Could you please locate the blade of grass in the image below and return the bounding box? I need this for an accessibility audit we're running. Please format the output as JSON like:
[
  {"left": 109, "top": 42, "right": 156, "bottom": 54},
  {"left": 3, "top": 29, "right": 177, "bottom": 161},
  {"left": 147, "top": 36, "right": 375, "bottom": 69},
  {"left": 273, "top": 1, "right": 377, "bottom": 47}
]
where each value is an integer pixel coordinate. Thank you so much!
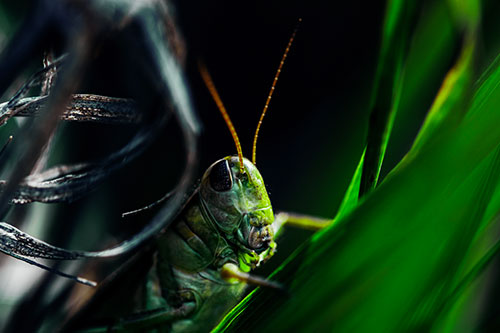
[
  {"left": 358, "top": 0, "right": 417, "bottom": 197},
  {"left": 408, "top": 34, "right": 475, "bottom": 156},
  {"left": 388, "top": 0, "right": 479, "bottom": 171},
  {"left": 334, "top": 148, "right": 365, "bottom": 221},
  {"left": 382, "top": 1, "right": 459, "bottom": 176},
  {"left": 335, "top": 0, "right": 418, "bottom": 219},
  {"left": 436, "top": 125, "right": 500, "bottom": 331}
]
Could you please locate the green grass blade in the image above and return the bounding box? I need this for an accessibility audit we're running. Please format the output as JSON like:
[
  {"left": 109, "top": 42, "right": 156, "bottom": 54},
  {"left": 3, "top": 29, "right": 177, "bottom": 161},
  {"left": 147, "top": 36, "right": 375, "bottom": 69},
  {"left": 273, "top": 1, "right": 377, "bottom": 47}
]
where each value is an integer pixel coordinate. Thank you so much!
[
  {"left": 408, "top": 35, "right": 475, "bottom": 157},
  {"left": 383, "top": 1, "right": 458, "bottom": 175},
  {"left": 334, "top": 148, "right": 365, "bottom": 221},
  {"left": 359, "top": 0, "right": 416, "bottom": 197},
  {"left": 335, "top": 0, "right": 418, "bottom": 217},
  {"left": 390, "top": 0, "right": 479, "bottom": 169}
]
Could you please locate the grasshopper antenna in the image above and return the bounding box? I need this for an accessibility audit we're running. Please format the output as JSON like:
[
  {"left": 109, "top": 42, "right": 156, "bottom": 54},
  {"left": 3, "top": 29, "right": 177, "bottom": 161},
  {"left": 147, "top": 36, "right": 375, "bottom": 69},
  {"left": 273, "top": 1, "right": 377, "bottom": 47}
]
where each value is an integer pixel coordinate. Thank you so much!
[
  {"left": 252, "top": 18, "right": 301, "bottom": 165},
  {"left": 199, "top": 62, "right": 245, "bottom": 174}
]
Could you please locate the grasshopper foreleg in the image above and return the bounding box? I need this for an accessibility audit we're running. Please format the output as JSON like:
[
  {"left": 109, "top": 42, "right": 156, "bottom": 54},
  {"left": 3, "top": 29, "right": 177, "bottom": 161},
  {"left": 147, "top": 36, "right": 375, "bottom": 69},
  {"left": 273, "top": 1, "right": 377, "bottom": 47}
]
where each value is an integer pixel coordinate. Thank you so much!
[{"left": 273, "top": 211, "right": 332, "bottom": 237}]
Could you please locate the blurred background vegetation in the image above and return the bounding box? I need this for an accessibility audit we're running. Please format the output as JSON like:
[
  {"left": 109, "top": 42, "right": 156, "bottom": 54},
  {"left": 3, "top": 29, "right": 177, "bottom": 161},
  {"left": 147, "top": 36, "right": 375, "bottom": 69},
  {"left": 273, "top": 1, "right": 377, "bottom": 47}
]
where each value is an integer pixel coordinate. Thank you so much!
[{"left": 0, "top": 0, "right": 500, "bottom": 332}]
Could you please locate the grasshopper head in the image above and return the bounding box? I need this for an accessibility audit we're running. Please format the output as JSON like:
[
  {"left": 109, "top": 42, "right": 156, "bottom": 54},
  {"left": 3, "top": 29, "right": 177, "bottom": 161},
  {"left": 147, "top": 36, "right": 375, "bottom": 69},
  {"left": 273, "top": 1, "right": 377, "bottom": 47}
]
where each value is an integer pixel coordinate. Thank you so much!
[
  {"left": 200, "top": 156, "right": 275, "bottom": 271},
  {"left": 198, "top": 27, "right": 298, "bottom": 271}
]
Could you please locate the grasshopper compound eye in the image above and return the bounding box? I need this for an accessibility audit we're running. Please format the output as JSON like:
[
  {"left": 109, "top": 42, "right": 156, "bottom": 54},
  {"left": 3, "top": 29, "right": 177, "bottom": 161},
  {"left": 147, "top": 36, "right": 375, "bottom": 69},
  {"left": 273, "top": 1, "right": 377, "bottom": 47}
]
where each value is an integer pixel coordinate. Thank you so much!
[{"left": 209, "top": 159, "right": 233, "bottom": 191}]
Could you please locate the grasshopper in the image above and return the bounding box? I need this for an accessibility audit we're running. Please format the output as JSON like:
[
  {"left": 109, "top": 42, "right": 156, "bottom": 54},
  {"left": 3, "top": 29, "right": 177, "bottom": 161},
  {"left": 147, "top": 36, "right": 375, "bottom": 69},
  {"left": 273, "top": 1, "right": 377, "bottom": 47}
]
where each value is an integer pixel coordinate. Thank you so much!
[{"left": 63, "top": 20, "right": 329, "bottom": 332}]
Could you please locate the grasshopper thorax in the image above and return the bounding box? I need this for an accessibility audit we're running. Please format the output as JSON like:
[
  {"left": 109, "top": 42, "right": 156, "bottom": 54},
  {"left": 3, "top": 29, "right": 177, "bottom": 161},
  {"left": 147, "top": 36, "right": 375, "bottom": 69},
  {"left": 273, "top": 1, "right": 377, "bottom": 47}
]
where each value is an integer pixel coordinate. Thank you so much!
[{"left": 200, "top": 156, "right": 275, "bottom": 271}]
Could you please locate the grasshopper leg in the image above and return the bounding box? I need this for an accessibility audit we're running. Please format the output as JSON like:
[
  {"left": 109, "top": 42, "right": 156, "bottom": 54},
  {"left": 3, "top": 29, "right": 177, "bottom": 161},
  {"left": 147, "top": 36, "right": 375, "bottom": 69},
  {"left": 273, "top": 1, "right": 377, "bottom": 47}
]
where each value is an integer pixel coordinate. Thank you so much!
[{"left": 274, "top": 211, "right": 332, "bottom": 236}]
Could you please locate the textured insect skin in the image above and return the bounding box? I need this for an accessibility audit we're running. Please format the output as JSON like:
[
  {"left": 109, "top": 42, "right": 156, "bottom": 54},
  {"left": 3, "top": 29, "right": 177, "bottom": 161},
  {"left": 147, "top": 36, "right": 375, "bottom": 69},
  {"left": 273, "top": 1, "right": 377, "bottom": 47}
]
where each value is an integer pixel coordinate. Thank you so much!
[
  {"left": 77, "top": 155, "right": 276, "bottom": 332},
  {"left": 160, "top": 155, "right": 275, "bottom": 271}
]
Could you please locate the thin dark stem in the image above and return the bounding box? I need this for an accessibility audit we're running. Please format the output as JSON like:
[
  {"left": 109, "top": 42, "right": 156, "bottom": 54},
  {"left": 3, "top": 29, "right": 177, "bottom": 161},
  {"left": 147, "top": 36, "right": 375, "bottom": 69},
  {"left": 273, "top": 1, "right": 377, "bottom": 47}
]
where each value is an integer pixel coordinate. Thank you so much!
[{"left": 0, "top": 29, "right": 92, "bottom": 218}]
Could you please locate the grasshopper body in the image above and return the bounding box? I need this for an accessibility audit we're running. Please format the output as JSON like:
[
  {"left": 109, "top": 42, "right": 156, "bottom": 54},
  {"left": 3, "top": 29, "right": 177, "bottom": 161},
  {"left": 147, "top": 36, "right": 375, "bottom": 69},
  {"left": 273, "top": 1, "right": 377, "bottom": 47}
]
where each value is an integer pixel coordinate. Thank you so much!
[
  {"left": 153, "top": 156, "right": 275, "bottom": 331},
  {"left": 73, "top": 155, "right": 276, "bottom": 332}
]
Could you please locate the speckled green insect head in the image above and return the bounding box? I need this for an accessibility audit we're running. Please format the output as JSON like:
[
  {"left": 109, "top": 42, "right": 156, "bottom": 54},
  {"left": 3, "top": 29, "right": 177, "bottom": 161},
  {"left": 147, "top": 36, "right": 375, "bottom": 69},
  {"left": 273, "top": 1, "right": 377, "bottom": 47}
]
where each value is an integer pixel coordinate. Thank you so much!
[{"left": 199, "top": 156, "right": 275, "bottom": 272}]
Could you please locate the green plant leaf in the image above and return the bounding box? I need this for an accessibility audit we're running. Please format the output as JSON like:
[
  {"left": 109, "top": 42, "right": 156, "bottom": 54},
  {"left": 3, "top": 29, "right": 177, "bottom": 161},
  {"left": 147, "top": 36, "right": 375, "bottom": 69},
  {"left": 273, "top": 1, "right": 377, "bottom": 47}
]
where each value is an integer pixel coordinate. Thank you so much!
[
  {"left": 390, "top": 0, "right": 479, "bottom": 169},
  {"left": 359, "top": 0, "right": 416, "bottom": 197},
  {"left": 407, "top": 36, "right": 475, "bottom": 157},
  {"left": 335, "top": 0, "right": 418, "bottom": 219},
  {"left": 334, "top": 148, "right": 365, "bottom": 221}
]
